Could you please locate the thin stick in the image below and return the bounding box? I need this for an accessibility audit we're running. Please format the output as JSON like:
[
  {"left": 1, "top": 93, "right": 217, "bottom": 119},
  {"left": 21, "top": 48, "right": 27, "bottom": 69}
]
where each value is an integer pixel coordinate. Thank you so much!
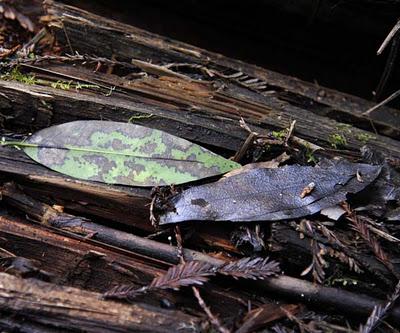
[
  {"left": 174, "top": 226, "right": 231, "bottom": 333},
  {"left": 61, "top": 21, "right": 74, "bottom": 54},
  {"left": 375, "top": 36, "right": 400, "bottom": 100},
  {"left": 4, "top": 185, "right": 400, "bottom": 325},
  {"left": 192, "top": 286, "right": 231, "bottom": 333},
  {"left": 285, "top": 120, "right": 296, "bottom": 146},
  {"left": 360, "top": 280, "right": 400, "bottom": 333},
  {"left": 363, "top": 88, "right": 400, "bottom": 116},
  {"left": 342, "top": 203, "right": 400, "bottom": 280},
  {"left": 378, "top": 19, "right": 400, "bottom": 55}
]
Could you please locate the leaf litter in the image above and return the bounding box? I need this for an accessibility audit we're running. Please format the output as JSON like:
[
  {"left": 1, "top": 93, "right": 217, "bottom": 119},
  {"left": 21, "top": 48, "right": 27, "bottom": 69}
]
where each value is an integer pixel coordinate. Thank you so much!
[
  {"left": 160, "top": 159, "right": 381, "bottom": 224},
  {"left": 2, "top": 120, "right": 240, "bottom": 187}
]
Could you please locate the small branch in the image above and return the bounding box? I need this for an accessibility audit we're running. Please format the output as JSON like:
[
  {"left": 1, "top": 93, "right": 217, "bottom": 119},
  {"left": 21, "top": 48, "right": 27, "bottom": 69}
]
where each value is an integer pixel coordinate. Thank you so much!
[
  {"left": 363, "top": 88, "right": 400, "bottom": 116},
  {"left": 377, "top": 19, "right": 400, "bottom": 55},
  {"left": 284, "top": 120, "right": 296, "bottom": 146},
  {"left": 174, "top": 220, "right": 231, "bottom": 333},
  {"left": 360, "top": 280, "right": 400, "bottom": 333},
  {"left": 233, "top": 117, "right": 258, "bottom": 162},
  {"left": 342, "top": 203, "right": 400, "bottom": 280},
  {"left": 192, "top": 286, "right": 231, "bottom": 333}
]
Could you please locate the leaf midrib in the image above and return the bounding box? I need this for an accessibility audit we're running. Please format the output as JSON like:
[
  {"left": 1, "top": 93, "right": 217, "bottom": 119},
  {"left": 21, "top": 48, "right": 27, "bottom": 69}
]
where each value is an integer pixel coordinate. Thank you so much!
[{"left": 2, "top": 141, "right": 204, "bottom": 164}]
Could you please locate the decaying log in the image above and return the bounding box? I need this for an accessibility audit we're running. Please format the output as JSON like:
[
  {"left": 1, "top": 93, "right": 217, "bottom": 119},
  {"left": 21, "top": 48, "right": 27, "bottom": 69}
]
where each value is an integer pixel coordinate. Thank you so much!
[
  {"left": 0, "top": 273, "right": 202, "bottom": 333},
  {"left": 43, "top": 0, "right": 400, "bottom": 139},
  {"left": 1, "top": 1, "right": 400, "bottom": 330},
  {"left": 0, "top": 213, "right": 253, "bottom": 321},
  {"left": 1, "top": 192, "right": 400, "bottom": 325},
  {"left": 0, "top": 182, "right": 218, "bottom": 264},
  {"left": 2, "top": 62, "right": 400, "bottom": 161},
  {"left": 270, "top": 222, "right": 395, "bottom": 293}
]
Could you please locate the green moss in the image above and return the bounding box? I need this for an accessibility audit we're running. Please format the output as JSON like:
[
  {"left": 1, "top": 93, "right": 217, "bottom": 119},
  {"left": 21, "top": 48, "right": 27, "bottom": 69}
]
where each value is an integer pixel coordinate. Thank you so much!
[
  {"left": 1, "top": 67, "right": 37, "bottom": 85},
  {"left": 329, "top": 133, "right": 347, "bottom": 149},
  {"left": 1, "top": 66, "right": 99, "bottom": 91},
  {"left": 305, "top": 143, "right": 318, "bottom": 164},
  {"left": 128, "top": 113, "right": 154, "bottom": 123},
  {"left": 336, "top": 123, "right": 352, "bottom": 133},
  {"left": 356, "top": 132, "right": 376, "bottom": 144},
  {"left": 271, "top": 129, "right": 287, "bottom": 140}
]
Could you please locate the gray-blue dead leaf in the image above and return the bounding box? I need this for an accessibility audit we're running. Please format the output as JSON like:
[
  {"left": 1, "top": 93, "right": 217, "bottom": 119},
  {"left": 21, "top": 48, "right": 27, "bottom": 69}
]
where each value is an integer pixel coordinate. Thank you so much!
[{"left": 159, "top": 159, "right": 381, "bottom": 224}]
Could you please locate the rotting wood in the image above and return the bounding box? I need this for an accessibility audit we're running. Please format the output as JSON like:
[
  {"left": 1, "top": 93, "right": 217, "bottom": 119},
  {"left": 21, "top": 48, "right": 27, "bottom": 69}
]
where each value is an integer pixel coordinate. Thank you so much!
[
  {"left": 1, "top": 191, "right": 400, "bottom": 325},
  {"left": 0, "top": 145, "right": 396, "bottom": 284},
  {"left": 0, "top": 213, "right": 254, "bottom": 321},
  {"left": 0, "top": 272, "right": 202, "bottom": 333},
  {"left": 0, "top": 1, "right": 400, "bottom": 331},
  {"left": 1, "top": 74, "right": 400, "bottom": 159},
  {"left": 42, "top": 0, "right": 400, "bottom": 138},
  {"left": 0, "top": 182, "right": 220, "bottom": 264}
]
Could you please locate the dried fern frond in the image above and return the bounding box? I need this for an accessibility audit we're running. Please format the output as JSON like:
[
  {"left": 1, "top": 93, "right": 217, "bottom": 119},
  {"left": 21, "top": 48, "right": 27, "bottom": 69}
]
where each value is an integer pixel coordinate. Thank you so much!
[
  {"left": 218, "top": 257, "right": 280, "bottom": 280},
  {"left": 104, "top": 257, "right": 280, "bottom": 302},
  {"left": 103, "top": 284, "right": 147, "bottom": 302},
  {"left": 327, "top": 248, "right": 363, "bottom": 274},
  {"left": 150, "top": 260, "right": 217, "bottom": 290},
  {"left": 360, "top": 280, "right": 400, "bottom": 333},
  {"left": 301, "top": 240, "right": 327, "bottom": 284},
  {"left": 342, "top": 203, "right": 400, "bottom": 280},
  {"left": 104, "top": 261, "right": 216, "bottom": 301}
]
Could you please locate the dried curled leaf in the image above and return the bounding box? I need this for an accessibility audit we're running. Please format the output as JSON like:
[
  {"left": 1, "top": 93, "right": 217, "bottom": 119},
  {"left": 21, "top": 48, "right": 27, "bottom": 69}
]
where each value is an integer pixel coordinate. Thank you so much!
[
  {"left": 5, "top": 121, "right": 240, "bottom": 186},
  {"left": 160, "top": 159, "right": 381, "bottom": 223},
  {"left": 0, "top": 3, "right": 35, "bottom": 32}
]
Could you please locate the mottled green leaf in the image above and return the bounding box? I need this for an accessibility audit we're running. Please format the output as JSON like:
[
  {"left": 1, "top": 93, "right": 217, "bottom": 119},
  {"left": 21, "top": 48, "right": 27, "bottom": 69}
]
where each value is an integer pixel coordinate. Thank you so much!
[{"left": 5, "top": 121, "right": 240, "bottom": 186}]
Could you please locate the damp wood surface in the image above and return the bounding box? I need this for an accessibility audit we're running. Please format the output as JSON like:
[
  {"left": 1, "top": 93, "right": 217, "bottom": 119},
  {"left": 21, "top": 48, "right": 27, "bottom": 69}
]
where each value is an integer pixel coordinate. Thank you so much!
[{"left": 1, "top": 1, "right": 400, "bottom": 332}]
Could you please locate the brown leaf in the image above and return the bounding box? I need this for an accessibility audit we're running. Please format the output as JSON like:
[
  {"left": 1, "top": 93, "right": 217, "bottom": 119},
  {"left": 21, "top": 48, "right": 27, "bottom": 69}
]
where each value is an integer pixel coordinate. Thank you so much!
[
  {"left": 224, "top": 152, "right": 290, "bottom": 178},
  {"left": 0, "top": 4, "right": 35, "bottom": 32},
  {"left": 235, "top": 304, "right": 300, "bottom": 333}
]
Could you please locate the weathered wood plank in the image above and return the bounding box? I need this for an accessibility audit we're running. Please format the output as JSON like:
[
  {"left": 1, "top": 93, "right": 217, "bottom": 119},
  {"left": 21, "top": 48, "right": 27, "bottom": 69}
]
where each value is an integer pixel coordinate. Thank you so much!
[
  {"left": 0, "top": 272, "right": 202, "bottom": 333},
  {"left": 43, "top": 0, "right": 400, "bottom": 138},
  {"left": 0, "top": 213, "right": 250, "bottom": 320},
  {"left": 1, "top": 75, "right": 400, "bottom": 159}
]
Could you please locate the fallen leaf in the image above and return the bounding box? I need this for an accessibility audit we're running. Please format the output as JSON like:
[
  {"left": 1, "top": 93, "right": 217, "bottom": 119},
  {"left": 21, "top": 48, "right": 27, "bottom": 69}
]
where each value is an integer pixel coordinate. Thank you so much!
[
  {"left": 223, "top": 152, "right": 290, "bottom": 178},
  {"left": 6, "top": 121, "right": 240, "bottom": 186},
  {"left": 235, "top": 304, "right": 300, "bottom": 333},
  {"left": 320, "top": 205, "right": 346, "bottom": 221},
  {"left": 0, "top": 4, "right": 35, "bottom": 32},
  {"left": 160, "top": 159, "right": 381, "bottom": 224}
]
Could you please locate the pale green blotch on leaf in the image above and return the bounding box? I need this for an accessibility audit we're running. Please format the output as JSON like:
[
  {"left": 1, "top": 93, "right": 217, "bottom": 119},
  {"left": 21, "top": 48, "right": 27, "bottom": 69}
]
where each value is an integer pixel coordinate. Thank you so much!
[{"left": 5, "top": 121, "right": 241, "bottom": 187}]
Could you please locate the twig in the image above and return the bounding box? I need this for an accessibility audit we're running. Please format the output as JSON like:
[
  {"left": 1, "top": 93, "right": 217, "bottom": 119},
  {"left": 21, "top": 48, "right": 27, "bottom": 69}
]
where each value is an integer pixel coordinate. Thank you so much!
[
  {"left": 377, "top": 19, "right": 400, "bottom": 55},
  {"left": 299, "top": 220, "right": 327, "bottom": 283},
  {"left": 364, "top": 88, "right": 400, "bottom": 116},
  {"left": 284, "top": 120, "right": 296, "bottom": 146},
  {"left": 376, "top": 36, "right": 400, "bottom": 100},
  {"left": 174, "top": 221, "right": 231, "bottom": 333},
  {"left": 192, "top": 286, "right": 231, "bottom": 333},
  {"left": 61, "top": 21, "right": 74, "bottom": 54},
  {"left": 360, "top": 280, "right": 400, "bottom": 333},
  {"left": 342, "top": 203, "right": 400, "bottom": 280},
  {"left": 233, "top": 132, "right": 256, "bottom": 162},
  {"left": 149, "top": 195, "right": 158, "bottom": 227}
]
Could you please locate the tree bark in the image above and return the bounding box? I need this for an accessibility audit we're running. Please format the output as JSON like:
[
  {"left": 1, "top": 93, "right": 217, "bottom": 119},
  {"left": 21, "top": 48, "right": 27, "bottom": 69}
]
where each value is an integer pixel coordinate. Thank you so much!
[{"left": 0, "top": 273, "right": 202, "bottom": 333}]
